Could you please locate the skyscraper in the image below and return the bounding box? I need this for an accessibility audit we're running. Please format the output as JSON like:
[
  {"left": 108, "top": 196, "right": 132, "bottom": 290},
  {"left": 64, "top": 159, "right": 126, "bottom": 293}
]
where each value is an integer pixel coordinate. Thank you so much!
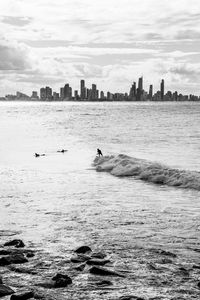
[
  {"left": 160, "top": 79, "right": 164, "bottom": 100},
  {"left": 80, "top": 80, "right": 86, "bottom": 99},
  {"left": 149, "top": 85, "right": 153, "bottom": 100}
]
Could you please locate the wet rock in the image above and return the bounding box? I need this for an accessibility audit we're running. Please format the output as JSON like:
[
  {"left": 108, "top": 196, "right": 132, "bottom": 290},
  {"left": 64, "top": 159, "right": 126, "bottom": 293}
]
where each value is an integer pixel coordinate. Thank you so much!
[
  {"left": 70, "top": 254, "right": 91, "bottom": 263},
  {"left": 193, "top": 265, "right": 200, "bottom": 269},
  {"left": 26, "top": 252, "right": 35, "bottom": 258},
  {"left": 89, "top": 266, "right": 125, "bottom": 277},
  {"left": 0, "top": 253, "right": 28, "bottom": 265},
  {"left": 4, "top": 239, "right": 25, "bottom": 248},
  {"left": 74, "top": 246, "right": 92, "bottom": 254},
  {"left": 0, "top": 249, "right": 11, "bottom": 255},
  {"left": 119, "top": 296, "right": 145, "bottom": 300},
  {"left": 10, "top": 290, "right": 34, "bottom": 300},
  {"left": 86, "top": 259, "right": 110, "bottom": 266},
  {"left": 96, "top": 280, "right": 113, "bottom": 286},
  {"left": 74, "top": 263, "right": 86, "bottom": 271},
  {"left": 52, "top": 273, "right": 72, "bottom": 288},
  {"left": 0, "top": 284, "right": 14, "bottom": 297},
  {"left": 91, "top": 252, "right": 107, "bottom": 259}
]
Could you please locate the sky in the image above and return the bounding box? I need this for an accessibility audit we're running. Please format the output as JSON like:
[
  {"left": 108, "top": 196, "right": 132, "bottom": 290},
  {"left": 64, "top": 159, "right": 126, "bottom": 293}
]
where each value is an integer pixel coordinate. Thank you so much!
[{"left": 0, "top": 0, "right": 200, "bottom": 96}]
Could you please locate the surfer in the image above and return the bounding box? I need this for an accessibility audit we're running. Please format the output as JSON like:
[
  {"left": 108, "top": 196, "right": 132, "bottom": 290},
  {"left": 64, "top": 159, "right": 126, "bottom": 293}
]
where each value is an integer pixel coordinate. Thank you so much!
[
  {"left": 35, "top": 153, "right": 45, "bottom": 157},
  {"left": 57, "top": 149, "right": 68, "bottom": 153},
  {"left": 97, "top": 148, "right": 103, "bottom": 157}
]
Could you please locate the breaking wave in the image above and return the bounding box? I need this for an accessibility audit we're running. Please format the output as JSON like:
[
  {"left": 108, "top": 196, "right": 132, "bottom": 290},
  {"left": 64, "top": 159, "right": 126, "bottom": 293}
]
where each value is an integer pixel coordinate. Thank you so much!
[{"left": 93, "top": 154, "right": 200, "bottom": 190}]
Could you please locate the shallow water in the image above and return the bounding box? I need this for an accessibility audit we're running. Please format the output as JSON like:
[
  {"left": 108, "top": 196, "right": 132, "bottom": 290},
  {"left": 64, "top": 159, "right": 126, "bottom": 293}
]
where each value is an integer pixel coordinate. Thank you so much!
[{"left": 0, "top": 101, "right": 200, "bottom": 299}]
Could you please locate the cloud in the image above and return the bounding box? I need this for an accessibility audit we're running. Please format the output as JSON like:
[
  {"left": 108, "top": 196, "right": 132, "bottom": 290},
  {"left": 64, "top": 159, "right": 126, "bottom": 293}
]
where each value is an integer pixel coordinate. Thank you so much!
[
  {"left": 0, "top": 40, "right": 30, "bottom": 70},
  {"left": 1, "top": 16, "right": 32, "bottom": 26}
]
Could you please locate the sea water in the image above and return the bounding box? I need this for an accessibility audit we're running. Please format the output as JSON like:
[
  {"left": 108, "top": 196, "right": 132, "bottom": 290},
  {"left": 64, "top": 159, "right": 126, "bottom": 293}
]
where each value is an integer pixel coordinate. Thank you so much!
[{"left": 0, "top": 101, "right": 200, "bottom": 299}]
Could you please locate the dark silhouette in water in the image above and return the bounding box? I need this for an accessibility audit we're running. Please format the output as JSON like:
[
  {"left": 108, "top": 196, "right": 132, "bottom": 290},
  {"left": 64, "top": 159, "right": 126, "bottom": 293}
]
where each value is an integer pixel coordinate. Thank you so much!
[
  {"left": 97, "top": 149, "right": 103, "bottom": 157},
  {"left": 57, "top": 149, "right": 68, "bottom": 153},
  {"left": 35, "top": 153, "right": 45, "bottom": 157}
]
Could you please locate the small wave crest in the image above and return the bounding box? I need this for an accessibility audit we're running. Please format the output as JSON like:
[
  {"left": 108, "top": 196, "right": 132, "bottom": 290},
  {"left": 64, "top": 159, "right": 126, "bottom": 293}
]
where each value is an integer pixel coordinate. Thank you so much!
[{"left": 93, "top": 154, "right": 200, "bottom": 190}]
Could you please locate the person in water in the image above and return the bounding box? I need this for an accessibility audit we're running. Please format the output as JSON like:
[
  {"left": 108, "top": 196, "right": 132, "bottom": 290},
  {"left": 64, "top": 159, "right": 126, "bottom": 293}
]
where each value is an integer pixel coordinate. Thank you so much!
[{"left": 97, "top": 148, "right": 103, "bottom": 157}]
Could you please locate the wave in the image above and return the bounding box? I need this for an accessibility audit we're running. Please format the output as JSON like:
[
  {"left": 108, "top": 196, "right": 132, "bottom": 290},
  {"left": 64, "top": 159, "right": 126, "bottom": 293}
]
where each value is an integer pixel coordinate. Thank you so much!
[{"left": 93, "top": 154, "right": 200, "bottom": 190}]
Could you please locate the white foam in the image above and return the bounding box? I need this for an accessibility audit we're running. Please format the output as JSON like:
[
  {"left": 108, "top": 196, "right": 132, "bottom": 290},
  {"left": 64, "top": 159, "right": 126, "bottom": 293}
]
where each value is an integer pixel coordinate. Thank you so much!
[{"left": 93, "top": 154, "right": 200, "bottom": 190}]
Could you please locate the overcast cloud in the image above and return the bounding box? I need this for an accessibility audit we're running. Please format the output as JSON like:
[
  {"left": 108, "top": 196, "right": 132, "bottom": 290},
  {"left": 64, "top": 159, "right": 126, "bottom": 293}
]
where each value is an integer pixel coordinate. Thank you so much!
[{"left": 0, "top": 0, "right": 200, "bottom": 96}]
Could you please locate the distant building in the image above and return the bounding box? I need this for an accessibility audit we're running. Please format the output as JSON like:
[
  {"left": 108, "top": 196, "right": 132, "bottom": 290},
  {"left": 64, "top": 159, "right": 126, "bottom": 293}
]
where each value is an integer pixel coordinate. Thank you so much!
[
  {"left": 149, "top": 85, "right": 153, "bottom": 100},
  {"left": 60, "top": 87, "right": 64, "bottom": 100},
  {"left": 80, "top": 80, "right": 86, "bottom": 99},
  {"left": 74, "top": 90, "right": 79, "bottom": 100},
  {"left": 160, "top": 79, "right": 164, "bottom": 100},
  {"left": 31, "top": 91, "right": 39, "bottom": 99},
  {"left": 91, "top": 84, "right": 97, "bottom": 100},
  {"left": 53, "top": 92, "right": 59, "bottom": 100},
  {"left": 40, "top": 86, "right": 52, "bottom": 100}
]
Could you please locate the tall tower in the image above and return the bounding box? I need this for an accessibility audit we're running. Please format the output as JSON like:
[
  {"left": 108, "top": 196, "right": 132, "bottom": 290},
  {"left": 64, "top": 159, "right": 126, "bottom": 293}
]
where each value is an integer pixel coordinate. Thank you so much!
[
  {"left": 80, "top": 80, "right": 86, "bottom": 99},
  {"left": 149, "top": 84, "right": 153, "bottom": 100},
  {"left": 160, "top": 79, "right": 164, "bottom": 100}
]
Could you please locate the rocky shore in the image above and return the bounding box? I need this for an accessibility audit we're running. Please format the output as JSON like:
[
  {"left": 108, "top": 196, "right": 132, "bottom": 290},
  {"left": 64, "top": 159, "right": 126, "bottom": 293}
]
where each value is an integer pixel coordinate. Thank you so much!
[{"left": 0, "top": 239, "right": 200, "bottom": 300}]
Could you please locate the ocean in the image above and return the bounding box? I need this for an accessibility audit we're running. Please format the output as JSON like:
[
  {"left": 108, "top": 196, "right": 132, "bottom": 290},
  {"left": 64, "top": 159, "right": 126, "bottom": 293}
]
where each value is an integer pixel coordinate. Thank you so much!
[{"left": 0, "top": 101, "right": 200, "bottom": 299}]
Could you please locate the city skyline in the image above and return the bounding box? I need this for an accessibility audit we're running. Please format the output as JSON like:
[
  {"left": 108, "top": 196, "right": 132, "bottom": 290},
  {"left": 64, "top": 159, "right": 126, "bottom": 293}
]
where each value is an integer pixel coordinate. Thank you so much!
[
  {"left": 3, "top": 77, "right": 200, "bottom": 101},
  {"left": 1, "top": 1, "right": 200, "bottom": 96}
]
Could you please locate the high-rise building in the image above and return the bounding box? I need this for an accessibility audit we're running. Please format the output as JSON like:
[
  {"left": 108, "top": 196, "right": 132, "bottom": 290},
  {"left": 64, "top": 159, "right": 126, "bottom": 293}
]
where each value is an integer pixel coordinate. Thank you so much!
[
  {"left": 60, "top": 87, "right": 64, "bottom": 100},
  {"left": 80, "top": 80, "right": 86, "bottom": 99},
  {"left": 91, "top": 84, "right": 97, "bottom": 100},
  {"left": 160, "top": 79, "right": 164, "bottom": 100},
  {"left": 74, "top": 90, "right": 78, "bottom": 100},
  {"left": 46, "top": 87, "right": 52, "bottom": 100},
  {"left": 138, "top": 77, "right": 143, "bottom": 91},
  {"left": 53, "top": 92, "right": 59, "bottom": 100},
  {"left": 40, "top": 88, "right": 46, "bottom": 100},
  {"left": 31, "top": 91, "right": 38, "bottom": 99},
  {"left": 100, "top": 91, "right": 104, "bottom": 100},
  {"left": 149, "top": 85, "right": 153, "bottom": 100},
  {"left": 63, "top": 84, "right": 72, "bottom": 100}
]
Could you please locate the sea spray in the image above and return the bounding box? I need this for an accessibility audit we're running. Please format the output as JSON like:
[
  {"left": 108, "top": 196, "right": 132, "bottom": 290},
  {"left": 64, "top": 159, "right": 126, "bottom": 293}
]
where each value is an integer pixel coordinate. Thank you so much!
[{"left": 93, "top": 154, "right": 200, "bottom": 190}]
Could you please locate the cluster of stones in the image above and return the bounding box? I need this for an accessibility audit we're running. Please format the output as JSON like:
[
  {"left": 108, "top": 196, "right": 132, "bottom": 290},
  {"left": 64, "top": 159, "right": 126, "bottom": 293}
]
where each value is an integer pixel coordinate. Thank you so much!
[{"left": 1, "top": 240, "right": 200, "bottom": 299}]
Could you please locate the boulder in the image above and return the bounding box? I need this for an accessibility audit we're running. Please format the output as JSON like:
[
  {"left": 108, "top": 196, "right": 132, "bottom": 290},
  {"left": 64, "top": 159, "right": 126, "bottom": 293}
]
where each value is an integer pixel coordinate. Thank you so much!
[
  {"left": 4, "top": 239, "right": 25, "bottom": 248},
  {"left": 91, "top": 252, "right": 107, "bottom": 259},
  {"left": 52, "top": 274, "right": 72, "bottom": 288},
  {"left": 89, "top": 266, "right": 125, "bottom": 277},
  {"left": 86, "top": 259, "right": 110, "bottom": 266},
  {"left": 0, "top": 284, "right": 14, "bottom": 297},
  {"left": 0, "top": 253, "right": 28, "bottom": 266},
  {"left": 74, "top": 246, "right": 92, "bottom": 254},
  {"left": 10, "top": 290, "right": 34, "bottom": 300}
]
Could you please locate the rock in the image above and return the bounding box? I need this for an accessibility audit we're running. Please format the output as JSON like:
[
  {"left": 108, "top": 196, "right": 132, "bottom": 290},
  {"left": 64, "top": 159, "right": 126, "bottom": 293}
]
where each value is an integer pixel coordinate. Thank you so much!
[
  {"left": 96, "top": 280, "right": 113, "bottom": 286},
  {"left": 74, "top": 263, "right": 86, "bottom": 271},
  {"left": 70, "top": 254, "right": 91, "bottom": 263},
  {"left": 193, "top": 265, "right": 200, "bottom": 269},
  {"left": 74, "top": 246, "right": 92, "bottom": 254},
  {"left": 4, "top": 239, "right": 25, "bottom": 248},
  {"left": 197, "top": 281, "right": 200, "bottom": 289},
  {"left": 10, "top": 290, "right": 34, "bottom": 300},
  {"left": 0, "top": 276, "right": 2, "bottom": 284},
  {"left": 52, "top": 273, "right": 72, "bottom": 288},
  {"left": 0, "top": 253, "right": 28, "bottom": 266},
  {"left": 89, "top": 266, "right": 125, "bottom": 277},
  {"left": 26, "top": 252, "right": 35, "bottom": 258},
  {"left": 91, "top": 252, "right": 107, "bottom": 259},
  {"left": 86, "top": 259, "right": 110, "bottom": 266},
  {"left": 0, "top": 284, "right": 14, "bottom": 297},
  {"left": 119, "top": 296, "right": 145, "bottom": 300},
  {"left": 0, "top": 250, "right": 11, "bottom": 255}
]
